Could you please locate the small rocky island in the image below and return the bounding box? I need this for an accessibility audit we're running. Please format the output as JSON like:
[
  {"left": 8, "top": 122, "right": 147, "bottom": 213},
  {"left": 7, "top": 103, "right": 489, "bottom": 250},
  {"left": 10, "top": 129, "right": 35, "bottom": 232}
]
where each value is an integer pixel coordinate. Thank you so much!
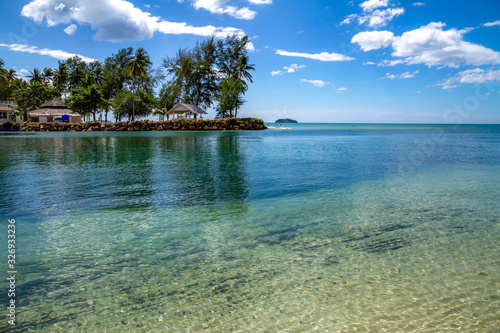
[{"left": 275, "top": 118, "right": 298, "bottom": 123}]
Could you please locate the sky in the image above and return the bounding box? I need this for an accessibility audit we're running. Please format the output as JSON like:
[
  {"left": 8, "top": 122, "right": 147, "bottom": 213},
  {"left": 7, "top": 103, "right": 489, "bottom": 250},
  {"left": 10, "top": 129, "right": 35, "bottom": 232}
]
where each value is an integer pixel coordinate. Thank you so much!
[{"left": 1, "top": 0, "right": 500, "bottom": 123}]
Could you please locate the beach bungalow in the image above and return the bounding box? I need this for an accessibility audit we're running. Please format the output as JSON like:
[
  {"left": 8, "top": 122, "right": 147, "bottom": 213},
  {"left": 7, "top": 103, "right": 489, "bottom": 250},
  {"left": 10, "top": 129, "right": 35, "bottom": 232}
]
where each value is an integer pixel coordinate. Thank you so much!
[
  {"left": 0, "top": 102, "right": 17, "bottom": 123},
  {"left": 166, "top": 103, "right": 207, "bottom": 120},
  {"left": 28, "top": 99, "right": 82, "bottom": 123}
]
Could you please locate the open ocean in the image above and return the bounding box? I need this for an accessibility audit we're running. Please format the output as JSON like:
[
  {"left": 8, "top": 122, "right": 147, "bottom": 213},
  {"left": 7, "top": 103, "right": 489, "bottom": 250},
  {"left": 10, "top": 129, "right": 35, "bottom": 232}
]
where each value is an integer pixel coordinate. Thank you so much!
[{"left": 1, "top": 123, "right": 499, "bottom": 332}]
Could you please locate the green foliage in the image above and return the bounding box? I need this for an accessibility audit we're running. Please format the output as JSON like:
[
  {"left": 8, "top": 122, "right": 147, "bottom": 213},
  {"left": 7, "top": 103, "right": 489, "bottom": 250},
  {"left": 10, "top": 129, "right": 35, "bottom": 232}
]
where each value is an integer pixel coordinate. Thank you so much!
[
  {"left": 162, "top": 35, "right": 254, "bottom": 117},
  {"left": 112, "top": 89, "right": 156, "bottom": 122},
  {"left": 155, "top": 80, "right": 181, "bottom": 120},
  {"left": 67, "top": 85, "right": 107, "bottom": 121},
  {"left": 216, "top": 77, "right": 244, "bottom": 118},
  {"left": 126, "top": 48, "right": 152, "bottom": 121},
  {"left": 1, "top": 36, "right": 255, "bottom": 123},
  {"left": 11, "top": 81, "right": 57, "bottom": 120}
]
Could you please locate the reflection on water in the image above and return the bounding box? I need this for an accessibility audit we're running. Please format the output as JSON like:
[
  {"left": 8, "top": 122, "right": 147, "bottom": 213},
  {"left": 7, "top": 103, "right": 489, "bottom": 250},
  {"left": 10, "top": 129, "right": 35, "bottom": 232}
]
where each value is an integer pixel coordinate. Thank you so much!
[
  {"left": 0, "top": 126, "right": 499, "bottom": 332},
  {"left": 0, "top": 132, "right": 252, "bottom": 222}
]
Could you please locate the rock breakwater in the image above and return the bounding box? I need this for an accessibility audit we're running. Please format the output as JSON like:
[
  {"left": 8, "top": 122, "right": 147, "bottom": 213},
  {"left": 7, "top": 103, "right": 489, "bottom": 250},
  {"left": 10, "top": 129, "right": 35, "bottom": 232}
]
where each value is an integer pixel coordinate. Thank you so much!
[{"left": 0, "top": 118, "right": 267, "bottom": 132}]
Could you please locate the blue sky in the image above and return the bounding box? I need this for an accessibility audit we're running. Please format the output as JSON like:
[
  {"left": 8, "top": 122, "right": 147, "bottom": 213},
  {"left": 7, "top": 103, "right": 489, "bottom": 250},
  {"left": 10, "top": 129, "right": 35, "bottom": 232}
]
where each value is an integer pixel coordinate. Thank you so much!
[{"left": 1, "top": 0, "right": 499, "bottom": 123}]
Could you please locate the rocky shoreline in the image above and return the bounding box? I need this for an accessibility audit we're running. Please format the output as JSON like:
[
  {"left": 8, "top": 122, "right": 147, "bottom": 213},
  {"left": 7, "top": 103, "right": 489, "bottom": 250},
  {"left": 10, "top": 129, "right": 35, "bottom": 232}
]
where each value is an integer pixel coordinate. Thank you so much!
[{"left": 0, "top": 118, "right": 267, "bottom": 132}]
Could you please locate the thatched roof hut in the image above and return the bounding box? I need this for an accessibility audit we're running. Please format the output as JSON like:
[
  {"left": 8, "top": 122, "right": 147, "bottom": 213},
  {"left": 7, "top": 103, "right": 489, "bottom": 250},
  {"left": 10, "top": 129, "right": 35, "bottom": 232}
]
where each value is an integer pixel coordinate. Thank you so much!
[{"left": 28, "top": 99, "right": 81, "bottom": 123}]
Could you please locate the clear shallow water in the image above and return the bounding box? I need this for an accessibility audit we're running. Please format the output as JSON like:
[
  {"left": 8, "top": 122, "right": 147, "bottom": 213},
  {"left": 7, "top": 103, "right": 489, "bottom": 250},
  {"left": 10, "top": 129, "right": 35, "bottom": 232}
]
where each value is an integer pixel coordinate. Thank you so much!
[{"left": 0, "top": 124, "right": 499, "bottom": 332}]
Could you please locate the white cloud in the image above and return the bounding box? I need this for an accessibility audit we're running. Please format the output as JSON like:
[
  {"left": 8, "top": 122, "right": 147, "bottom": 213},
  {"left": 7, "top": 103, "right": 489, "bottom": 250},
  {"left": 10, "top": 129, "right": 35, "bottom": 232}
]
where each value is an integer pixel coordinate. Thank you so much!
[
  {"left": 0, "top": 43, "right": 97, "bottom": 62},
  {"left": 383, "top": 70, "right": 419, "bottom": 79},
  {"left": 351, "top": 30, "right": 394, "bottom": 51},
  {"left": 412, "top": 2, "right": 425, "bottom": 6},
  {"left": 21, "top": 0, "right": 251, "bottom": 42},
  {"left": 337, "top": 87, "right": 348, "bottom": 93},
  {"left": 360, "top": 0, "right": 388, "bottom": 12},
  {"left": 64, "top": 23, "right": 77, "bottom": 35},
  {"left": 247, "top": 0, "right": 272, "bottom": 4},
  {"left": 483, "top": 20, "right": 500, "bottom": 27},
  {"left": 22, "top": 0, "right": 159, "bottom": 41},
  {"left": 352, "top": 22, "right": 500, "bottom": 68},
  {"left": 193, "top": 0, "right": 256, "bottom": 20},
  {"left": 14, "top": 67, "right": 30, "bottom": 79},
  {"left": 377, "top": 59, "right": 406, "bottom": 66},
  {"left": 438, "top": 68, "right": 500, "bottom": 89},
  {"left": 284, "top": 64, "right": 306, "bottom": 73},
  {"left": 191, "top": 0, "right": 272, "bottom": 20},
  {"left": 301, "top": 79, "right": 327, "bottom": 87},
  {"left": 270, "top": 64, "right": 305, "bottom": 76},
  {"left": 359, "top": 8, "right": 404, "bottom": 28},
  {"left": 342, "top": 0, "right": 404, "bottom": 28},
  {"left": 276, "top": 50, "right": 354, "bottom": 62}
]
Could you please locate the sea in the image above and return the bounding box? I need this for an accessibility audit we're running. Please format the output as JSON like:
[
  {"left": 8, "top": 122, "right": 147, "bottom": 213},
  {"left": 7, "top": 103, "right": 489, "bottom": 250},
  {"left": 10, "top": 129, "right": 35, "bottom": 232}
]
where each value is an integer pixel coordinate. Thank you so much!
[{"left": 0, "top": 123, "right": 499, "bottom": 332}]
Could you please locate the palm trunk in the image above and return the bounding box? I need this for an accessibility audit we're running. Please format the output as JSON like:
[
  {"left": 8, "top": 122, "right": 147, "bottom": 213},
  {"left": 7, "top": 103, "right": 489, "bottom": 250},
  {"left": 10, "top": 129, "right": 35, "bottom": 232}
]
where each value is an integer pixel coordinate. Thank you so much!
[{"left": 132, "top": 88, "right": 135, "bottom": 122}]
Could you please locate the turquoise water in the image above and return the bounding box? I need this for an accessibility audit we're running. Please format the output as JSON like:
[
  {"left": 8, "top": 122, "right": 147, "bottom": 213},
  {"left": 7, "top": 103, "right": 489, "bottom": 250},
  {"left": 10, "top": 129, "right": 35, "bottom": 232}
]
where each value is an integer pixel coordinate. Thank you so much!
[{"left": 0, "top": 124, "right": 499, "bottom": 332}]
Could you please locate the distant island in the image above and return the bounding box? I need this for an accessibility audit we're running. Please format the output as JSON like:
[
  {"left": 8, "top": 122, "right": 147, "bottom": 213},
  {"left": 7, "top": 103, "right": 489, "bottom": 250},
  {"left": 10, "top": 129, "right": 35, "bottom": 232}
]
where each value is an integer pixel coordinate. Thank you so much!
[{"left": 275, "top": 118, "right": 298, "bottom": 123}]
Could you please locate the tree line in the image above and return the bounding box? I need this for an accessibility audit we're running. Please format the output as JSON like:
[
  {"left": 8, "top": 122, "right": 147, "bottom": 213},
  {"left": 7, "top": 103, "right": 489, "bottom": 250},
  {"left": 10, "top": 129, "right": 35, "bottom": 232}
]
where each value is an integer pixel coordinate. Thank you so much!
[{"left": 0, "top": 35, "right": 254, "bottom": 122}]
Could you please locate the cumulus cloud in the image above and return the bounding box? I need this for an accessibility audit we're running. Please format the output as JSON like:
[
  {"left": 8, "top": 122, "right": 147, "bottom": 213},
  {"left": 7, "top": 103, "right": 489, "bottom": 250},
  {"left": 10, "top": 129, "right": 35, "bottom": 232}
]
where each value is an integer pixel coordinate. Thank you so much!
[
  {"left": 64, "top": 23, "right": 77, "bottom": 35},
  {"left": 438, "top": 68, "right": 500, "bottom": 89},
  {"left": 284, "top": 64, "right": 306, "bottom": 73},
  {"left": 276, "top": 50, "right": 354, "bottom": 62},
  {"left": 247, "top": 0, "right": 272, "bottom": 4},
  {"left": 301, "top": 79, "right": 327, "bottom": 87},
  {"left": 383, "top": 70, "right": 419, "bottom": 79},
  {"left": 190, "top": 0, "right": 271, "bottom": 20},
  {"left": 363, "top": 8, "right": 404, "bottom": 28},
  {"left": 192, "top": 0, "right": 256, "bottom": 20},
  {"left": 22, "top": 0, "right": 159, "bottom": 41},
  {"left": 352, "top": 22, "right": 500, "bottom": 68},
  {"left": 351, "top": 30, "right": 394, "bottom": 51},
  {"left": 21, "top": 0, "right": 251, "bottom": 42},
  {"left": 360, "top": 0, "right": 388, "bottom": 12},
  {"left": 270, "top": 64, "right": 305, "bottom": 76},
  {"left": 342, "top": 0, "right": 404, "bottom": 28},
  {"left": 0, "top": 43, "right": 97, "bottom": 62}
]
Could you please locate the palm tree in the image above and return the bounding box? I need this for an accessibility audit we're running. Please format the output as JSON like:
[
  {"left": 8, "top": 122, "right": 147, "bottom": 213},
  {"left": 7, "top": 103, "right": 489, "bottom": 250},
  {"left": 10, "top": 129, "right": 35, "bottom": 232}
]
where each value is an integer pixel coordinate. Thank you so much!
[
  {"left": 42, "top": 68, "right": 53, "bottom": 84},
  {"left": 126, "top": 48, "right": 151, "bottom": 121},
  {"left": 6, "top": 69, "right": 17, "bottom": 83},
  {"left": 29, "top": 68, "right": 43, "bottom": 84},
  {"left": 233, "top": 54, "right": 254, "bottom": 118},
  {"left": 53, "top": 63, "right": 69, "bottom": 97}
]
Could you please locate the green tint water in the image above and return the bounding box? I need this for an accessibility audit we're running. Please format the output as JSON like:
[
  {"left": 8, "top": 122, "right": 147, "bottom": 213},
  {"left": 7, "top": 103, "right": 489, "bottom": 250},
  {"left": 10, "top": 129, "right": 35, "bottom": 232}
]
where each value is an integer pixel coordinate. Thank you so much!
[{"left": 1, "top": 125, "right": 499, "bottom": 332}]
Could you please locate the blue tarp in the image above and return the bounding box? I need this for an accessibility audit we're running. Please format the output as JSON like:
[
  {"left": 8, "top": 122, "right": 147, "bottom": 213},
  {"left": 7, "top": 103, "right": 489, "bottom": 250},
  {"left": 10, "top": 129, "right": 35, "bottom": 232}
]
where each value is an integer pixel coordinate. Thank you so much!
[{"left": 61, "top": 114, "right": 70, "bottom": 122}]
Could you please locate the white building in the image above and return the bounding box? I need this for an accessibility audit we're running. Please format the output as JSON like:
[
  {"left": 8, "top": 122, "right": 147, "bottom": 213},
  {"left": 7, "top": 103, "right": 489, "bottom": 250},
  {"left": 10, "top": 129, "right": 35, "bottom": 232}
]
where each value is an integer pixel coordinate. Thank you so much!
[{"left": 0, "top": 101, "right": 18, "bottom": 123}]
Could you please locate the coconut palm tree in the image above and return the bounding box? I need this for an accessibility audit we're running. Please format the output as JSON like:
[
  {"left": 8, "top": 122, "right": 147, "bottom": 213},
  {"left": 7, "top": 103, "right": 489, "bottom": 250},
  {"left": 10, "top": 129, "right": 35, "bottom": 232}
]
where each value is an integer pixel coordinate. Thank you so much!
[
  {"left": 52, "top": 63, "right": 69, "bottom": 97},
  {"left": 42, "top": 68, "right": 53, "bottom": 84},
  {"left": 29, "top": 68, "right": 43, "bottom": 84},
  {"left": 232, "top": 54, "right": 254, "bottom": 118},
  {"left": 126, "top": 48, "right": 151, "bottom": 121}
]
